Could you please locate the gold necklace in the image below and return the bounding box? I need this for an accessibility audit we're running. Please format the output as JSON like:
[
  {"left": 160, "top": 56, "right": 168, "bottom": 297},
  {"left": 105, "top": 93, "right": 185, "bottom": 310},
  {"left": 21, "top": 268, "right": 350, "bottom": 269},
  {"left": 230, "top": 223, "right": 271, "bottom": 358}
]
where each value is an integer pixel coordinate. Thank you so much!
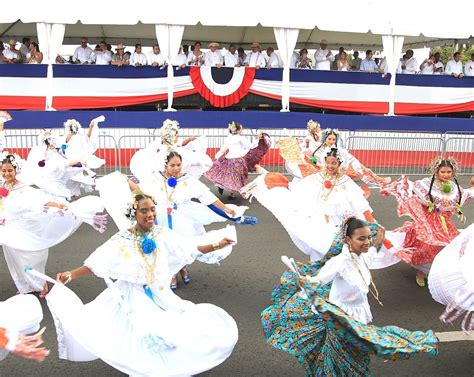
[
  {"left": 132, "top": 227, "right": 159, "bottom": 287},
  {"left": 163, "top": 175, "right": 178, "bottom": 214},
  {"left": 320, "top": 171, "right": 340, "bottom": 201},
  {"left": 4, "top": 179, "right": 17, "bottom": 191},
  {"left": 349, "top": 250, "right": 383, "bottom": 307}
]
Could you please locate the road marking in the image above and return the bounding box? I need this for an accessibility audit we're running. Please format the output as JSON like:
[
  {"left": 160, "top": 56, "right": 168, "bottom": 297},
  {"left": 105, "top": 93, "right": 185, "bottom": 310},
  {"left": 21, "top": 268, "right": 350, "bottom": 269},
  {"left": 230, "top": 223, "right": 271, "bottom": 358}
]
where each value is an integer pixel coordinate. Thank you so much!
[{"left": 436, "top": 331, "right": 474, "bottom": 342}]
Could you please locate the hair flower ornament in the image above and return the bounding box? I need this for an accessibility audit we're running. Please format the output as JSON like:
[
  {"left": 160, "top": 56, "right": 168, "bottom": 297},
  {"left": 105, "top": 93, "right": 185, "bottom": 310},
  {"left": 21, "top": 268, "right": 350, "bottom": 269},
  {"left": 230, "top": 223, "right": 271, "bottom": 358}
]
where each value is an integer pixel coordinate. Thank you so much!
[{"left": 64, "top": 119, "right": 82, "bottom": 134}]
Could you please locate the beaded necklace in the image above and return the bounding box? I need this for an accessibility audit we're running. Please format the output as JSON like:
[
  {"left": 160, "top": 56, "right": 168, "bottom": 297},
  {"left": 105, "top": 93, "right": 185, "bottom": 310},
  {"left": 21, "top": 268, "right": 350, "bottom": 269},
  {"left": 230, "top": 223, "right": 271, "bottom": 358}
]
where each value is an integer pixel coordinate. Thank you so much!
[
  {"left": 349, "top": 250, "right": 383, "bottom": 307},
  {"left": 132, "top": 227, "right": 159, "bottom": 287}
]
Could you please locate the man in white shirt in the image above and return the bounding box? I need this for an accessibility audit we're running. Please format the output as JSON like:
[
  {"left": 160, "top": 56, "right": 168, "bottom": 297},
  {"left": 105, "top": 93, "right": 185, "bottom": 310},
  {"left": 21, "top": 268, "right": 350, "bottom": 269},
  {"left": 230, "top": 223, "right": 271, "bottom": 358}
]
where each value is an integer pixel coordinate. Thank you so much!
[
  {"left": 172, "top": 46, "right": 187, "bottom": 69},
  {"left": 464, "top": 53, "right": 474, "bottom": 77},
  {"left": 266, "top": 47, "right": 280, "bottom": 69},
  {"left": 445, "top": 52, "right": 464, "bottom": 77},
  {"left": 359, "top": 50, "right": 377, "bottom": 72},
  {"left": 244, "top": 42, "right": 266, "bottom": 69},
  {"left": 93, "top": 41, "right": 112, "bottom": 65},
  {"left": 130, "top": 44, "right": 147, "bottom": 67},
  {"left": 19, "top": 37, "right": 31, "bottom": 60},
  {"left": 73, "top": 37, "right": 93, "bottom": 64},
  {"left": 147, "top": 44, "right": 166, "bottom": 67},
  {"left": 224, "top": 44, "right": 239, "bottom": 67},
  {"left": 401, "top": 49, "right": 418, "bottom": 74},
  {"left": 204, "top": 42, "right": 223, "bottom": 67},
  {"left": 378, "top": 57, "right": 389, "bottom": 73},
  {"left": 314, "top": 39, "right": 334, "bottom": 70},
  {"left": 350, "top": 51, "right": 362, "bottom": 71}
]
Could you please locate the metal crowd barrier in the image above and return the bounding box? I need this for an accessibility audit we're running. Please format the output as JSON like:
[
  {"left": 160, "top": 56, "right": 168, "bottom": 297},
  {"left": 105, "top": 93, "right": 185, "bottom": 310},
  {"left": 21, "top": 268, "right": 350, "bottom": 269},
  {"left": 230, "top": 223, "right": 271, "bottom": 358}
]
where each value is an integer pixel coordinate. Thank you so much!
[{"left": 3, "top": 129, "right": 473, "bottom": 177}]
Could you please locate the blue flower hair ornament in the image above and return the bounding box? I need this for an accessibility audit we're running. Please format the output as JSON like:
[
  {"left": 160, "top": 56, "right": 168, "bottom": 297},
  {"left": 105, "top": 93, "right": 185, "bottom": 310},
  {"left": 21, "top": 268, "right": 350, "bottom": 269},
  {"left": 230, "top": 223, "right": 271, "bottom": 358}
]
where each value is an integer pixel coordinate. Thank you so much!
[{"left": 321, "top": 128, "right": 341, "bottom": 145}]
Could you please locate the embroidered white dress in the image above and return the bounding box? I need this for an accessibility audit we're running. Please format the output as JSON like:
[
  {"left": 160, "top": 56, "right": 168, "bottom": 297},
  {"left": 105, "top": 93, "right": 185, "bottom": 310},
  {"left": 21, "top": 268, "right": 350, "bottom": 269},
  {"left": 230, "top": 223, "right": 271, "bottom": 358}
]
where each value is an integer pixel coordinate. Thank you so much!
[
  {"left": 45, "top": 226, "right": 238, "bottom": 377},
  {"left": 309, "top": 245, "right": 381, "bottom": 324},
  {"left": 138, "top": 172, "right": 247, "bottom": 236},
  {"left": 130, "top": 136, "right": 212, "bottom": 183},
  {"left": 242, "top": 172, "right": 402, "bottom": 266},
  {"left": 0, "top": 182, "right": 105, "bottom": 293}
]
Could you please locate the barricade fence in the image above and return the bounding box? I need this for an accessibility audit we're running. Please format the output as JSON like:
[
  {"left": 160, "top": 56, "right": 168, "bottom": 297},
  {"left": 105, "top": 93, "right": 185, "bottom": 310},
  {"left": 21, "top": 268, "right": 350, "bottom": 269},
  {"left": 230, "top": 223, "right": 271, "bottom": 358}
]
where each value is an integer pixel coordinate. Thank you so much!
[{"left": 3, "top": 129, "right": 473, "bottom": 176}]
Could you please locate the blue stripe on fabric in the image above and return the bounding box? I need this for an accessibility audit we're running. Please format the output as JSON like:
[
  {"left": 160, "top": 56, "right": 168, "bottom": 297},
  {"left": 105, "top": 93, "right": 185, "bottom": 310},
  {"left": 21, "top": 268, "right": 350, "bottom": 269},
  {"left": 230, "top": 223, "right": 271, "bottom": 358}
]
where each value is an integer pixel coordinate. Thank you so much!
[
  {"left": 52, "top": 64, "right": 169, "bottom": 79},
  {"left": 6, "top": 110, "right": 474, "bottom": 132},
  {"left": 255, "top": 68, "right": 474, "bottom": 88},
  {"left": 0, "top": 64, "right": 47, "bottom": 78}
]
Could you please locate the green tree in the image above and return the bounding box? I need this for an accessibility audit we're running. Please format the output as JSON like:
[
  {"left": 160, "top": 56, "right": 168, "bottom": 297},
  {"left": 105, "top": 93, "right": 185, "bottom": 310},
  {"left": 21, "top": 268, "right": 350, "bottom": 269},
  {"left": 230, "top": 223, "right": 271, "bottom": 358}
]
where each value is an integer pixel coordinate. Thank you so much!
[{"left": 431, "top": 45, "right": 474, "bottom": 64}]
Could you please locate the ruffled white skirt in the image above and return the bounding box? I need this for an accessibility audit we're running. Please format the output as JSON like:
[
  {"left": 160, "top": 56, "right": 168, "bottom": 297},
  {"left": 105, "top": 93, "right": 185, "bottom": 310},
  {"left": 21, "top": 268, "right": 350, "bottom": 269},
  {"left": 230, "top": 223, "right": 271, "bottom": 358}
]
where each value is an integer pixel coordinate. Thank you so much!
[
  {"left": 428, "top": 224, "right": 474, "bottom": 310},
  {"left": 47, "top": 280, "right": 238, "bottom": 377}
]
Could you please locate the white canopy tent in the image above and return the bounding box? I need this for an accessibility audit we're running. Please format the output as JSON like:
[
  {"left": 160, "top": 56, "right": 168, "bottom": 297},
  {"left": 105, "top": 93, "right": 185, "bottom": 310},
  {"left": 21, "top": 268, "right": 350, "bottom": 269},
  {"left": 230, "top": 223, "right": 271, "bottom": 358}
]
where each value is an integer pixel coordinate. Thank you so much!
[{"left": 1, "top": 0, "right": 473, "bottom": 112}]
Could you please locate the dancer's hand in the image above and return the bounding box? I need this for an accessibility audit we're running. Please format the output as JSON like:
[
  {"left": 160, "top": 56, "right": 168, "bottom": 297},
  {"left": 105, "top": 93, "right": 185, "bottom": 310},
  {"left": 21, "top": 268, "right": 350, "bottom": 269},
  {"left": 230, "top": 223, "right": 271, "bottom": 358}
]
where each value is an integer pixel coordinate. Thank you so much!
[
  {"left": 56, "top": 271, "right": 72, "bottom": 284},
  {"left": 470, "top": 177, "right": 474, "bottom": 187},
  {"left": 225, "top": 207, "right": 236, "bottom": 217},
  {"left": 374, "top": 227, "right": 386, "bottom": 248},
  {"left": 13, "top": 328, "right": 49, "bottom": 362},
  {"left": 217, "top": 238, "right": 235, "bottom": 249}
]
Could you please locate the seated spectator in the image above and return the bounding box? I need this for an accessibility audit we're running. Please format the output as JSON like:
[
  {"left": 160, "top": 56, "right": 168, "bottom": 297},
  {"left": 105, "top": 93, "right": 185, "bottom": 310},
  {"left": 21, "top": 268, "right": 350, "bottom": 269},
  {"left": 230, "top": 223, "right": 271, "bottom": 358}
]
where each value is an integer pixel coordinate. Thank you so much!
[
  {"left": 224, "top": 44, "right": 239, "bottom": 67},
  {"left": 266, "top": 47, "right": 280, "bottom": 69},
  {"left": 350, "top": 51, "right": 362, "bottom": 71},
  {"left": 3, "top": 39, "right": 21, "bottom": 63},
  {"left": 360, "top": 50, "right": 377, "bottom": 72},
  {"left": 0, "top": 44, "right": 9, "bottom": 64},
  {"left": 336, "top": 51, "right": 350, "bottom": 71},
  {"left": 433, "top": 52, "right": 444, "bottom": 73},
  {"left": 204, "top": 42, "right": 223, "bottom": 67},
  {"left": 297, "top": 48, "right": 312, "bottom": 69},
  {"left": 182, "top": 44, "right": 189, "bottom": 59},
  {"left": 314, "top": 39, "right": 334, "bottom": 70},
  {"left": 111, "top": 44, "right": 130, "bottom": 66},
  {"left": 464, "top": 53, "right": 474, "bottom": 77},
  {"left": 19, "top": 37, "right": 31, "bottom": 60},
  {"left": 445, "top": 52, "right": 464, "bottom": 77},
  {"left": 419, "top": 55, "right": 436, "bottom": 74},
  {"left": 187, "top": 41, "right": 204, "bottom": 66},
  {"left": 332, "top": 46, "right": 345, "bottom": 70},
  {"left": 73, "top": 37, "right": 93, "bottom": 64},
  {"left": 93, "top": 41, "right": 112, "bottom": 65},
  {"left": 172, "top": 46, "right": 187, "bottom": 69},
  {"left": 401, "top": 49, "right": 417, "bottom": 74},
  {"left": 147, "top": 44, "right": 165, "bottom": 67},
  {"left": 237, "top": 47, "right": 246, "bottom": 67},
  {"left": 130, "top": 44, "right": 146, "bottom": 67},
  {"left": 244, "top": 42, "right": 266, "bottom": 69},
  {"left": 26, "top": 42, "right": 43, "bottom": 64}
]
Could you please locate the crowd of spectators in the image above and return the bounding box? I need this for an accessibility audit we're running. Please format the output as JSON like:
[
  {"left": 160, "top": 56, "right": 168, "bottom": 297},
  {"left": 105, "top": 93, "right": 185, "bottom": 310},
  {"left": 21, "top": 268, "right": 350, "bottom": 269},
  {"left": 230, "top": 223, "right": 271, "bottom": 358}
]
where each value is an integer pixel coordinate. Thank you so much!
[{"left": 2, "top": 36, "right": 473, "bottom": 77}]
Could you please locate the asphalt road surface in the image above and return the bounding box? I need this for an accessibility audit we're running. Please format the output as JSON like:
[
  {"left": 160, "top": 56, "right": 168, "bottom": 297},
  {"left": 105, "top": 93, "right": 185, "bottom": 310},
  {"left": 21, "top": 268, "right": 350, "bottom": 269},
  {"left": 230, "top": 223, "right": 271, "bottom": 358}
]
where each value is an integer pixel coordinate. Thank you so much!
[{"left": 1, "top": 176, "right": 473, "bottom": 376}]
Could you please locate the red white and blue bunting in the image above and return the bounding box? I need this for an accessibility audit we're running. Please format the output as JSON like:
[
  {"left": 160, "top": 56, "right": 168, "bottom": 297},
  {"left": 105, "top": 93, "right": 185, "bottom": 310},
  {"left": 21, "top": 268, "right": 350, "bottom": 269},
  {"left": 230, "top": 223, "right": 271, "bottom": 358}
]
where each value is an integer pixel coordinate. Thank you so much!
[{"left": 0, "top": 65, "right": 472, "bottom": 114}]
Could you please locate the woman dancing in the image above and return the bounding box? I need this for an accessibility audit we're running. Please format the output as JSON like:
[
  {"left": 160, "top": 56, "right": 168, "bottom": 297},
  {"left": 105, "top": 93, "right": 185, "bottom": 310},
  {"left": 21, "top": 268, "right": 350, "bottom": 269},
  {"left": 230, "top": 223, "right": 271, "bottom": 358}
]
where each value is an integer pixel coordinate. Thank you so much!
[
  {"left": 128, "top": 151, "right": 255, "bottom": 290},
  {"left": 242, "top": 148, "right": 397, "bottom": 262},
  {"left": 130, "top": 118, "right": 212, "bottom": 183},
  {"left": 1, "top": 152, "right": 106, "bottom": 297},
  {"left": 204, "top": 121, "right": 271, "bottom": 199},
  {"left": 261, "top": 217, "right": 438, "bottom": 376},
  {"left": 381, "top": 157, "right": 473, "bottom": 286},
  {"left": 48, "top": 191, "right": 238, "bottom": 376}
]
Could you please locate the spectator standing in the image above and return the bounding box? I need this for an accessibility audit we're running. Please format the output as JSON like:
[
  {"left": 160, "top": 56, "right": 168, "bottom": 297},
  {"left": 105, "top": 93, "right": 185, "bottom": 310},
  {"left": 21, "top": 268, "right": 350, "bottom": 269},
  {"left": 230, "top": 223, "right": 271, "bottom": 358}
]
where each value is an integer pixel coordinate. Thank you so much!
[
  {"left": 266, "top": 47, "right": 280, "bottom": 69},
  {"left": 93, "top": 41, "right": 112, "bottom": 65},
  {"left": 224, "top": 44, "right": 239, "bottom": 67},
  {"left": 73, "top": 37, "right": 93, "bottom": 64},
  {"left": 147, "top": 44, "right": 166, "bottom": 67},
  {"left": 445, "top": 52, "right": 464, "bottom": 77},
  {"left": 350, "top": 51, "right": 362, "bottom": 71},
  {"left": 314, "top": 39, "right": 334, "bottom": 70},
  {"left": 204, "top": 42, "right": 223, "bottom": 67},
  {"left": 111, "top": 44, "right": 130, "bottom": 66},
  {"left": 244, "top": 42, "right": 266, "bottom": 68},
  {"left": 130, "top": 44, "right": 147, "bottom": 67},
  {"left": 464, "top": 53, "right": 474, "bottom": 76},
  {"left": 359, "top": 50, "right": 377, "bottom": 72}
]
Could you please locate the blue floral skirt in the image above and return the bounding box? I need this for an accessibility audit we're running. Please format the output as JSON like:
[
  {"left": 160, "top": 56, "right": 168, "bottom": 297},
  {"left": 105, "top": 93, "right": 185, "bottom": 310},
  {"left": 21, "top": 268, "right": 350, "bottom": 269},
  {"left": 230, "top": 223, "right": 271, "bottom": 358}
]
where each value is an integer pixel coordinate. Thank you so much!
[{"left": 261, "top": 225, "right": 438, "bottom": 376}]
